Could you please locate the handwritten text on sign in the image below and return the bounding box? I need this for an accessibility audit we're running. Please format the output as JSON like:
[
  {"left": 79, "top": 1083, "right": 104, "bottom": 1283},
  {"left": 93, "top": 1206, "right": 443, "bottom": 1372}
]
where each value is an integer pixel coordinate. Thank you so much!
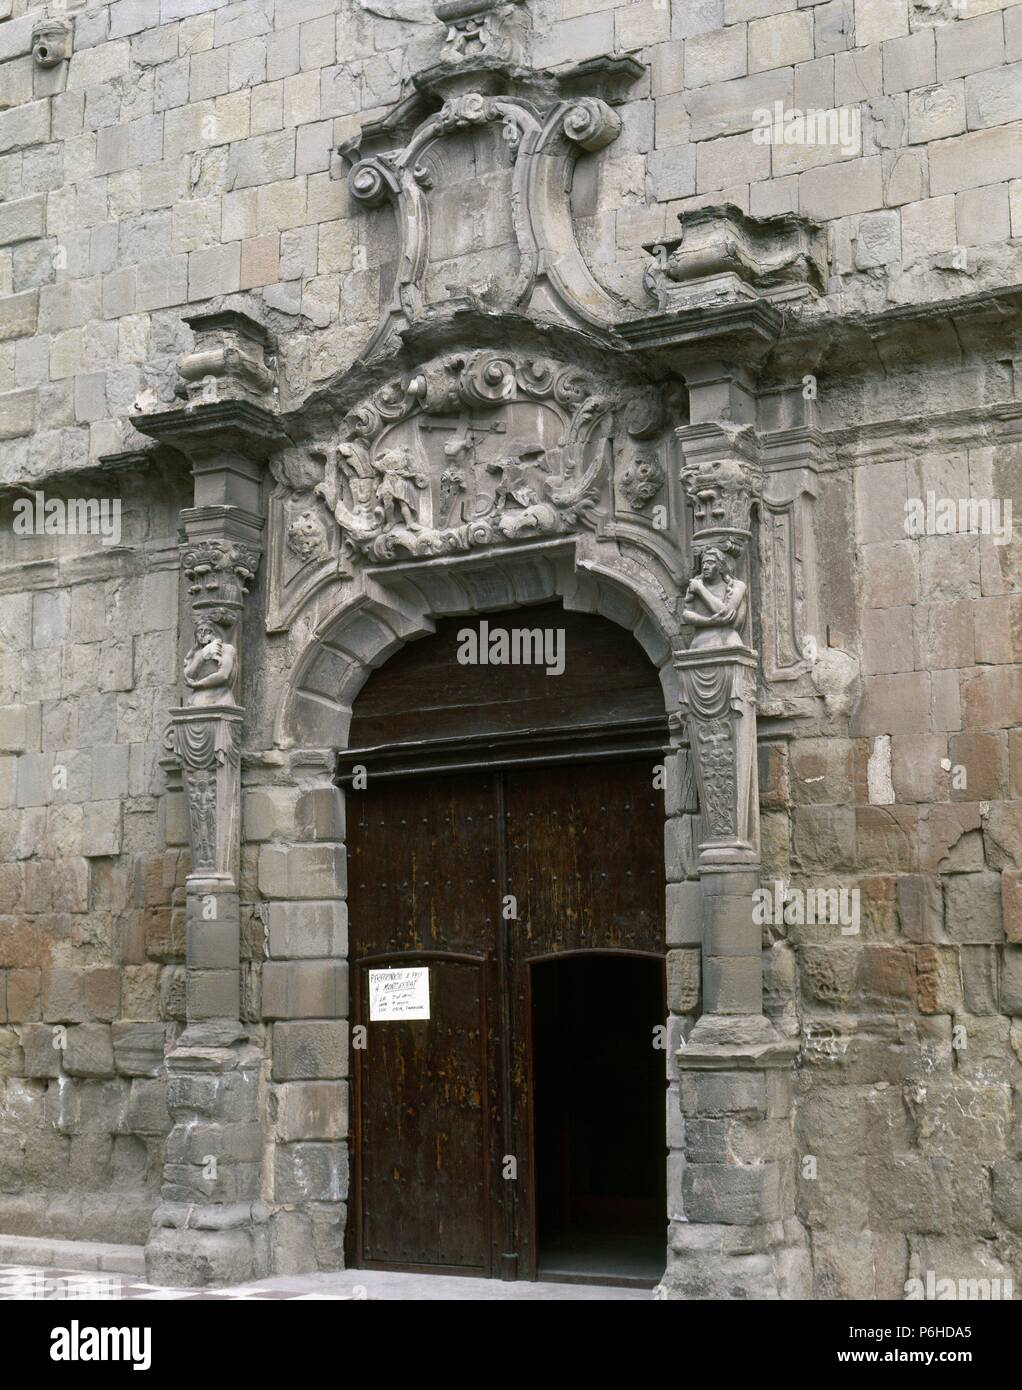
[{"left": 368, "top": 967, "right": 430, "bottom": 1021}]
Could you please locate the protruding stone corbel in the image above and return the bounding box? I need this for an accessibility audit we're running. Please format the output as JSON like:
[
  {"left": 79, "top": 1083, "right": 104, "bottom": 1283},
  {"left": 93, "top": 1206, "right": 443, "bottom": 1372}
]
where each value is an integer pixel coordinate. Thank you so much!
[{"left": 32, "top": 18, "right": 71, "bottom": 68}]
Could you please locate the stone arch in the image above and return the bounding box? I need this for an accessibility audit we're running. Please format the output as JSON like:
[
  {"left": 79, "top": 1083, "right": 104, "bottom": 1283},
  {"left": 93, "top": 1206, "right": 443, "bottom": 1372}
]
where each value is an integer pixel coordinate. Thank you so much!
[{"left": 276, "top": 540, "right": 684, "bottom": 753}]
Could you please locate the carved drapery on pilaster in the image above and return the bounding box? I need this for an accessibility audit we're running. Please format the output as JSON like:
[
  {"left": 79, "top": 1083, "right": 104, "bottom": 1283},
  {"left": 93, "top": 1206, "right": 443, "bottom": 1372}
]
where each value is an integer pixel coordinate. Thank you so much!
[
  {"left": 170, "top": 706, "right": 243, "bottom": 882},
  {"left": 676, "top": 648, "right": 758, "bottom": 866}
]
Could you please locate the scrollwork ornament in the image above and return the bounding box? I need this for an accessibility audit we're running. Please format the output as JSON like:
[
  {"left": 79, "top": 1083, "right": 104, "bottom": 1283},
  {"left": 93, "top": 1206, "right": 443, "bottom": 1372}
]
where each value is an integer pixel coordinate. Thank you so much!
[
  {"left": 348, "top": 157, "right": 397, "bottom": 207},
  {"left": 516, "top": 359, "right": 556, "bottom": 397},
  {"left": 439, "top": 93, "right": 491, "bottom": 129},
  {"left": 562, "top": 98, "right": 621, "bottom": 153},
  {"left": 460, "top": 354, "right": 517, "bottom": 407},
  {"left": 552, "top": 367, "right": 592, "bottom": 408}
]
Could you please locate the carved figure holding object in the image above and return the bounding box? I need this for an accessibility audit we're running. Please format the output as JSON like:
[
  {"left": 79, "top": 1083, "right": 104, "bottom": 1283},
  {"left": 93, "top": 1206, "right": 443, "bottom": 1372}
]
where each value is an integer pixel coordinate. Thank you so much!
[
  {"left": 183, "top": 618, "right": 238, "bottom": 707},
  {"left": 682, "top": 546, "right": 748, "bottom": 651},
  {"left": 372, "top": 447, "right": 428, "bottom": 529}
]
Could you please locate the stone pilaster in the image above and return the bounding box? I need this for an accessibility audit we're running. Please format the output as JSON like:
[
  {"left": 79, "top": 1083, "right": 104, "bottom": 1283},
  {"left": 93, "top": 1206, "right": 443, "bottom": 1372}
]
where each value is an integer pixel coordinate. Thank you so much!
[
  {"left": 135, "top": 311, "right": 283, "bottom": 1287},
  {"left": 662, "top": 391, "right": 810, "bottom": 1300}
]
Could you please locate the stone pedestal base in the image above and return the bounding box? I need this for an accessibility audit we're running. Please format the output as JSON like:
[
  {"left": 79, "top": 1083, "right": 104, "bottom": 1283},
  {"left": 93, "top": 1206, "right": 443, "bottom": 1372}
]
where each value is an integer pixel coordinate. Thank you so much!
[
  {"left": 145, "top": 1040, "right": 269, "bottom": 1288},
  {"left": 146, "top": 1203, "right": 271, "bottom": 1288},
  {"left": 661, "top": 1030, "right": 811, "bottom": 1300},
  {"left": 665, "top": 1217, "right": 811, "bottom": 1300}
]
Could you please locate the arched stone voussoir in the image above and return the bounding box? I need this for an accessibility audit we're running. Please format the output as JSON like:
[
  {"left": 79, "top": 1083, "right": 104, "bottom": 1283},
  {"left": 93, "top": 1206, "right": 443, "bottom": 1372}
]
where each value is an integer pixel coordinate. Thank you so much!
[{"left": 279, "top": 542, "right": 684, "bottom": 749}]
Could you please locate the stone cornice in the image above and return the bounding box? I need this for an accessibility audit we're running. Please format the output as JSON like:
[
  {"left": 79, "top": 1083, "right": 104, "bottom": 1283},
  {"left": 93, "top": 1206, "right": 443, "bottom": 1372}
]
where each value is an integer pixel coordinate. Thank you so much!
[{"left": 132, "top": 399, "right": 289, "bottom": 462}]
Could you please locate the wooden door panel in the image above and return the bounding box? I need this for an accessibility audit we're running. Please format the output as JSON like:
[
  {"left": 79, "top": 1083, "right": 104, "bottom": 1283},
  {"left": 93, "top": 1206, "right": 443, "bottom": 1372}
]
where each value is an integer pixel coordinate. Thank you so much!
[
  {"left": 348, "top": 775, "right": 505, "bottom": 1274},
  {"left": 348, "top": 774, "right": 500, "bottom": 955},
  {"left": 504, "top": 762, "right": 664, "bottom": 956},
  {"left": 355, "top": 956, "right": 493, "bottom": 1271}
]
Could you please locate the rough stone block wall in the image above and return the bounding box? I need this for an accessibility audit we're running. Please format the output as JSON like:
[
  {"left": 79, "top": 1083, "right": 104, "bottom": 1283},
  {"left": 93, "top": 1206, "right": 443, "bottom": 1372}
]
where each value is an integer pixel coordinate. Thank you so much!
[{"left": 0, "top": 471, "right": 188, "bottom": 1241}]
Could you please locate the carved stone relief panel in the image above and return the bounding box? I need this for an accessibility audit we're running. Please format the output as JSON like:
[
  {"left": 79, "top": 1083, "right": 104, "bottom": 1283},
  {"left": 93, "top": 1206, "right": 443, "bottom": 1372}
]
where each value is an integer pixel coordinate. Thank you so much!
[{"left": 265, "top": 349, "right": 698, "bottom": 631}]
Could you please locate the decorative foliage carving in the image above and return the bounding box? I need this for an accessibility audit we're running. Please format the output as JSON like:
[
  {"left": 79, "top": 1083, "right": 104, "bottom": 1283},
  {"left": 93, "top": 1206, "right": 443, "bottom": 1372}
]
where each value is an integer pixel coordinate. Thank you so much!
[
  {"left": 182, "top": 540, "right": 260, "bottom": 601},
  {"left": 681, "top": 451, "right": 760, "bottom": 536},
  {"left": 621, "top": 456, "right": 664, "bottom": 511},
  {"left": 311, "top": 351, "right": 614, "bottom": 564}
]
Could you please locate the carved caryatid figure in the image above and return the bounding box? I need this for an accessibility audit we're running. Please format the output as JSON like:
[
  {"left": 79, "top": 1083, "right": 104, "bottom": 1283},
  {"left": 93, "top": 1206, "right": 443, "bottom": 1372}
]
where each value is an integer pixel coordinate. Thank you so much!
[
  {"left": 682, "top": 546, "right": 748, "bottom": 650},
  {"left": 183, "top": 619, "right": 239, "bottom": 707},
  {"left": 372, "top": 446, "right": 428, "bottom": 529}
]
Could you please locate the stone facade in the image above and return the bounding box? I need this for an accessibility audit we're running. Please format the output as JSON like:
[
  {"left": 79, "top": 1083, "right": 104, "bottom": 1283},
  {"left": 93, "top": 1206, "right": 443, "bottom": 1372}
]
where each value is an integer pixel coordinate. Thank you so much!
[{"left": 0, "top": 0, "right": 1020, "bottom": 1299}]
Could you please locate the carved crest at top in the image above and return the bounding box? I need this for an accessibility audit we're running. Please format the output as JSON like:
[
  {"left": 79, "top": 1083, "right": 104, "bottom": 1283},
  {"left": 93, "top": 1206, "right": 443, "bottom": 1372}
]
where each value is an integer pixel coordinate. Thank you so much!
[
  {"left": 338, "top": 71, "right": 637, "bottom": 350},
  {"left": 312, "top": 352, "right": 615, "bottom": 564}
]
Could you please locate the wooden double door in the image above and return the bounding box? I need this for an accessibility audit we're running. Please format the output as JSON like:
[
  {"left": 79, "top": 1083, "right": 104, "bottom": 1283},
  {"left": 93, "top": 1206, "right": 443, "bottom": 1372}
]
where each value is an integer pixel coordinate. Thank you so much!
[{"left": 346, "top": 758, "right": 666, "bottom": 1283}]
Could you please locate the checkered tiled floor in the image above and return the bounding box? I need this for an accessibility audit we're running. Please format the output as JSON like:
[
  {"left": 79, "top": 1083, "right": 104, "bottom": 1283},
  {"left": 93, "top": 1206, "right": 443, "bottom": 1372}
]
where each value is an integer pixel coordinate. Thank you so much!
[
  {"left": 0, "top": 1266, "right": 361, "bottom": 1301},
  {"left": 0, "top": 1263, "right": 646, "bottom": 1300}
]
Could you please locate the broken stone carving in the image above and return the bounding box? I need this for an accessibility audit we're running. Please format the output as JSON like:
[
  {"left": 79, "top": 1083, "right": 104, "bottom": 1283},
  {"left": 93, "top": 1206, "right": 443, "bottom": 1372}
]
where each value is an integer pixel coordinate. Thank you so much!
[
  {"left": 433, "top": 0, "right": 528, "bottom": 65},
  {"left": 643, "top": 204, "right": 829, "bottom": 311},
  {"left": 176, "top": 311, "right": 277, "bottom": 405},
  {"left": 285, "top": 508, "right": 330, "bottom": 562},
  {"left": 620, "top": 455, "right": 665, "bottom": 510}
]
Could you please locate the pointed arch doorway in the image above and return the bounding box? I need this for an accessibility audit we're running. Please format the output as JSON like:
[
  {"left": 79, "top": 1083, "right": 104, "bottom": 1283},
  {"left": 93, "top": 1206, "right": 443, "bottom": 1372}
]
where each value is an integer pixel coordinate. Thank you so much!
[{"left": 340, "top": 602, "right": 669, "bottom": 1285}]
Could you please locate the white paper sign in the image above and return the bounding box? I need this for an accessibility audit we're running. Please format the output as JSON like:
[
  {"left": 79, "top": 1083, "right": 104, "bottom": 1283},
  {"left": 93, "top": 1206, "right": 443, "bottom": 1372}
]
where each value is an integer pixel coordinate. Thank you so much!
[{"left": 368, "top": 966, "right": 430, "bottom": 1021}]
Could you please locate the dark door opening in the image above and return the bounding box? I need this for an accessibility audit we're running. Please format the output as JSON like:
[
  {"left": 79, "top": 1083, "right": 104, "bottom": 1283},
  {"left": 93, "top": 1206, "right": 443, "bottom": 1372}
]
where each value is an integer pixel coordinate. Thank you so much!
[{"left": 531, "top": 954, "right": 666, "bottom": 1286}]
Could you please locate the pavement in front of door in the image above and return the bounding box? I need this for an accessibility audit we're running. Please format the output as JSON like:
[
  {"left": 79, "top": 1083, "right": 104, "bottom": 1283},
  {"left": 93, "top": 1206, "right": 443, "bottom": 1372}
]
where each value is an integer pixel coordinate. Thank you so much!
[{"left": 0, "top": 1264, "right": 652, "bottom": 1301}]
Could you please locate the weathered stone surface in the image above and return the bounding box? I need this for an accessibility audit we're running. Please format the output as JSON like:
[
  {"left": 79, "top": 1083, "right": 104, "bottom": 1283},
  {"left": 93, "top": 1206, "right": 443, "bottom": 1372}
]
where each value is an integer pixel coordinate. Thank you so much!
[
  {"left": 0, "top": 0, "right": 1017, "bottom": 1305},
  {"left": 270, "top": 1081, "right": 348, "bottom": 1141},
  {"left": 271, "top": 1021, "right": 348, "bottom": 1081}
]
